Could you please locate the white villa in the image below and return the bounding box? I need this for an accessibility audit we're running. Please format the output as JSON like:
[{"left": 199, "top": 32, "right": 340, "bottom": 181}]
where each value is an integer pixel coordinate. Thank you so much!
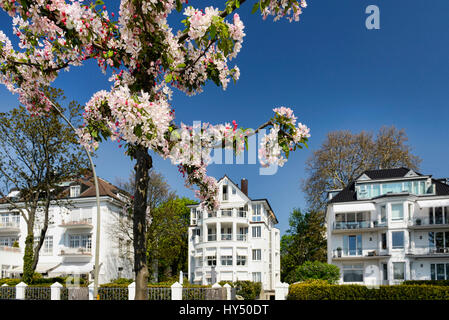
[
  {"left": 326, "top": 167, "right": 449, "bottom": 285},
  {"left": 0, "top": 175, "right": 134, "bottom": 283},
  {"left": 187, "top": 176, "right": 281, "bottom": 294}
]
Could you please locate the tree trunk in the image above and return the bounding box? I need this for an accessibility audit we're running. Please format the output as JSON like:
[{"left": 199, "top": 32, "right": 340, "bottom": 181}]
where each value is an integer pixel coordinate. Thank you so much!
[
  {"left": 22, "top": 207, "right": 36, "bottom": 284},
  {"left": 133, "top": 146, "right": 152, "bottom": 300}
]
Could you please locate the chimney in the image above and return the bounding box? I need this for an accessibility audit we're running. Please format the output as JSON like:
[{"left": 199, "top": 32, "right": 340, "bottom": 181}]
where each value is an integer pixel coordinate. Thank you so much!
[{"left": 240, "top": 178, "right": 248, "bottom": 196}]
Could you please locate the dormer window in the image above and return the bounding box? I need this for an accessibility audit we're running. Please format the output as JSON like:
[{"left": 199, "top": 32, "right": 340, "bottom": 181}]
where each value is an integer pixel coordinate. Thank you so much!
[{"left": 70, "top": 185, "right": 81, "bottom": 198}]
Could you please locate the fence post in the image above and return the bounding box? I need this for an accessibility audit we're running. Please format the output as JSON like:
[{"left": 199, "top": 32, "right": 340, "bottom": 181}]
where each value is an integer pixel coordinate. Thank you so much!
[
  {"left": 223, "top": 283, "right": 231, "bottom": 300},
  {"left": 1, "top": 284, "right": 8, "bottom": 287},
  {"left": 88, "top": 282, "right": 95, "bottom": 300},
  {"left": 15, "top": 282, "right": 27, "bottom": 300},
  {"left": 275, "top": 282, "right": 289, "bottom": 300},
  {"left": 128, "top": 282, "right": 136, "bottom": 300},
  {"left": 50, "top": 282, "right": 63, "bottom": 300},
  {"left": 171, "top": 282, "right": 182, "bottom": 300}
]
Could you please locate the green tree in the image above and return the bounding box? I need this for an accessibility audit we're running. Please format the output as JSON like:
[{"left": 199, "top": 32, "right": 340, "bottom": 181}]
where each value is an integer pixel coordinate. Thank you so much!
[
  {"left": 0, "top": 87, "right": 89, "bottom": 283},
  {"left": 302, "top": 126, "right": 421, "bottom": 212},
  {"left": 285, "top": 261, "right": 340, "bottom": 284},
  {"left": 148, "top": 197, "right": 196, "bottom": 281},
  {"left": 281, "top": 208, "right": 327, "bottom": 283}
]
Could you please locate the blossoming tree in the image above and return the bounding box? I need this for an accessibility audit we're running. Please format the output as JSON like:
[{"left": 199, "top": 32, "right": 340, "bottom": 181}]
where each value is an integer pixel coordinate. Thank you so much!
[{"left": 0, "top": 0, "right": 310, "bottom": 299}]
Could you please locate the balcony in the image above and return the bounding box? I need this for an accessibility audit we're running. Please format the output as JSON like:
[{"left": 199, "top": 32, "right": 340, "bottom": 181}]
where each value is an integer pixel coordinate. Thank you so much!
[
  {"left": 332, "top": 248, "right": 390, "bottom": 261},
  {"left": 207, "top": 234, "right": 217, "bottom": 242},
  {"left": 332, "top": 221, "right": 387, "bottom": 233},
  {"left": 59, "top": 246, "right": 92, "bottom": 257},
  {"left": 59, "top": 213, "right": 93, "bottom": 229},
  {"left": 407, "top": 246, "right": 449, "bottom": 258},
  {"left": 0, "top": 221, "right": 20, "bottom": 233},
  {"left": 236, "top": 234, "right": 247, "bottom": 241},
  {"left": 221, "top": 210, "right": 233, "bottom": 218},
  {"left": 221, "top": 233, "right": 232, "bottom": 241},
  {"left": 408, "top": 217, "right": 449, "bottom": 230}
]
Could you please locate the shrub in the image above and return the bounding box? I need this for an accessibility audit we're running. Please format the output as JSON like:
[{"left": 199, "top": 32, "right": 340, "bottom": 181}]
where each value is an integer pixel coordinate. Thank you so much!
[
  {"left": 110, "top": 278, "right": 134, "bottom": 285},
  {"left": 218, "top": 280, "right": 261, "bottom": 300},
  {"left": 402, "top": 280, "right": 449, "bottom": 286},
  {"left": 288, "top": 282, "right": 449, "bottom": 300},
  {"left": 287, "top": 261, "right": 340, "bottom": 284}
]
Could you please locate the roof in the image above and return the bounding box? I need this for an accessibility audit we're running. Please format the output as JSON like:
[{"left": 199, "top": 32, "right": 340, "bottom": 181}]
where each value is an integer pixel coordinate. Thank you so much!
[
  {"left": 361, "top": 167, "right": 420, "bottom": 180},
  {"left": 0, "top": 175, "right": 130, "bottom": 205},
  {"left": 328, "top": 167, "right": 449, "bottom": 204}
]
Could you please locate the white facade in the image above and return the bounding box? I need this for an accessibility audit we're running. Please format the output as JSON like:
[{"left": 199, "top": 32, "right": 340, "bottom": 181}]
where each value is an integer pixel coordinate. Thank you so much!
[
  {"left": 187, "top": 176, "right": 280, "bottom": 291},
  {"left": 326, "top": 168, "right": 449, "bottom": 285},
  {"left": 0, "top": 178, "right": 134, "bottom": 283}
]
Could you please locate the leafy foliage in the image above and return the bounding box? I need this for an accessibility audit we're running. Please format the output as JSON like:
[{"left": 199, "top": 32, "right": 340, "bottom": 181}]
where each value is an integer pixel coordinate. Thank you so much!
[
  {"left": 281, "top": 208, "right": 327, "bottom": 282},
  {"left": 288, "top": 282, "right": 449, "bottom": 300},
  {"left": 218, "top": 280, "right": 261, "bottom": 300},
  {"left": 286, "top": 261, "right": 340, "bottom": 284}
]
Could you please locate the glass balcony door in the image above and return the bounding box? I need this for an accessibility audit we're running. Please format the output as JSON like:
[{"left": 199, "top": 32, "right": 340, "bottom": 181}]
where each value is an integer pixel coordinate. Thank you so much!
[{"left": 343, "top": 235, "right": 362, "bottom": 256}]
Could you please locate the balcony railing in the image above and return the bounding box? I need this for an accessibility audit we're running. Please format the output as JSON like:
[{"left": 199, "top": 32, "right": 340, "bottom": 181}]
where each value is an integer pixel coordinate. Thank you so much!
[
  {"left": 0, "top": 245, "right": 20, "bottom": 253},
  {"left": 221, "top": 210, "right": 233, "bottom": 217},
  {"left": 207, "top": 234, "right": 217, "bottom": 241},
  {"left": 408, "top": 246, "right": 449, "bottom": 255},
  {"left": 0, "top": 221, "right": 20, "bottom": 229},
  {"left": 236, "top": 234, "right": 247, "bottom": 241},
  {"left": 59, "top": 247, "right": 92, "bottom": 256},
  {"left": 333, "top": 221, "right": 386, "bottom": 231},
  {"left": 60, "top": 213, "right": 92, "bottom": 228},
  {"left": 408, "top": 217, "right": 449, "bottom": 227},
  {"left": 221, "top": 233, "right": 232, "bottom": 241},
  {"left": 237, "top": 211, "right": 247, "bottom": 218},
  {"left": 332, "top": 247, "right": 388, "bottom": 258}
]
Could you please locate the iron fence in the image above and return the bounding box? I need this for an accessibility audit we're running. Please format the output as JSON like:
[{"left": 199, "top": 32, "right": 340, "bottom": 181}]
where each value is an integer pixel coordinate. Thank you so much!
[
  {"left": 98, "top": 287, "right": 128, "bottom": 300},
  {"left": 0, "top": 286, "right": 15, "bottom": 299},
  {"left": 25, "top": 286, "right": 51, "bottom": 300},
  {"left": 148, "top": 287, "right": 171, "bottom": 300}
]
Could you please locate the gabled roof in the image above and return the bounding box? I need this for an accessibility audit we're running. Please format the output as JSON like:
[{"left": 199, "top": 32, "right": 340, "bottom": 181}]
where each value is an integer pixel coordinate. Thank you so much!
[{"left": 328, "top": 167, "right": 449, "bottom": 204}]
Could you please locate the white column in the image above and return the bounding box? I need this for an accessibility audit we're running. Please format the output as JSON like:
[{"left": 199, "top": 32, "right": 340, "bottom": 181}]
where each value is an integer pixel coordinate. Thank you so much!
[
  {"left": 275, "top": 282, "right": 289, "bottom": 300},
  {"left": 88, "top": 282, "right": 95, "bottom": 300},
  {"left": 203, "top": 220, "right": 207, "bottom": 242},
  {"left": 223, "top": 283, "right": 232, "bottom": 300},
  {"left": 128, "top": 282, "right": 136, "bottom": 300},
  {"left": 171, "top": 282, "right": 182, "bottom": 300},
  {"left": 217, "top": 221, "right": 221, "bottom": 241},
  {"left": 15, "top": 282, "right": 27, "bottom": 300},
  {"left": 232, "top": 222, "right": 237, "bottom": 242},
  {"left": 50, "top": 282, "right": 63, "bottom": 300}
]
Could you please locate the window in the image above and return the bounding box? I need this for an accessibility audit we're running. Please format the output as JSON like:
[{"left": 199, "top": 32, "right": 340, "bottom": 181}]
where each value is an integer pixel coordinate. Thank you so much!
[
  {"left": 252, "top": 226, "right": 261, "bottom": 238},
  {"left": 431, "top": 263, "right": 449, "bottom": 280},
  {"left": 207, "top": 256, "right": 216, "bottom": 266},
  {"left": 343, "top": 264, "right": 363, "bottom": 282},
  {"left": 393, "top": 262, "right": 405, "bottom": 280},
  {"left": 232, "top": 187, "right": 236, "bottom": 195},
  {"left": 381, "top": 233, "right": 387, "bottom": 250},
  {"left": 252, "top": 272, "right": 262, "bottom": 282},
  {"left": 392, "top": 231, "right": 404, "bottom": 249},
  {"left": 343, "top": 234, "right": 362, "bottom": 256},
  {"left": 69, "top": 234, "right": 91, "bottom": 249},
  {"left": 238, "top": 207, "right": 247, "bottom": 218},
  {"left": 221, "top": 255, "right": 232, "bottom": 266},
  {"left": 70, "top": 185, "right": 81, "bottom": 198},
  {"left": 194, "top": 229, "right": 201, "bottom": 237},
  {"left": 35, "top": 236, "right": 53, "bottom": 254},
  {"left": 252, "top": 204, "right": 262, "bottom": 222},
  {"left": 391, "top": 204, "right": 404, "bottom": 221},
  {"left": 222, "top": 185, "right": 228, "bottom": 201},
  {"left": 252, "top": 249, "right": 262, "bottom": 261},
  {"left": 382, "top": 263, "right": 388, "bottom": 281},
  {"left": 236, "top": 255, "right": 246, "bottom": 266},
  {"left": 380, "top": 205, "right": 386, "bottom": 223},
  {"left": 428, "top": 231, "right": 449, "bottom": 250}
]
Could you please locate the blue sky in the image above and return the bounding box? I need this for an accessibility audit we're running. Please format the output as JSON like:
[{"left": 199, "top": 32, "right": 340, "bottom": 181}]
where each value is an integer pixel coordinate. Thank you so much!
[{"left": 1, "top": 0, "right": 449, "bottom": 235}]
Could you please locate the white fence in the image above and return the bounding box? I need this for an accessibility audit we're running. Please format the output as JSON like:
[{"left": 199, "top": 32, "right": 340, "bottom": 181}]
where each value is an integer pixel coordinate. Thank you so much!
[{"left": 0, "top": 281, "right": 290, "bottom": 300}]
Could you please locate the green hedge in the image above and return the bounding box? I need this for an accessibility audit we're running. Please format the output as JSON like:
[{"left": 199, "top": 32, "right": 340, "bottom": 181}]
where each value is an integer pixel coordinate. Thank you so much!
[
  {"left": 288, "top": 281, "right": 449, "bottom": 300},
  {"left": 218, "top": 280, "right": 261, "bottom": 300},
  {"left": 402, "top": 280, "right": 449, "bottom": 286}
]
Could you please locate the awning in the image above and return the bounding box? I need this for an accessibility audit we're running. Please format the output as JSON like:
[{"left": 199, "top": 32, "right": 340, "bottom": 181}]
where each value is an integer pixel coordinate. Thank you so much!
[
  {"left": 220, "top": 248, "right": 233, "bottom": 256},
  {"left": 333, "top": 203, "right": 376, "bottom": 213},
  {"left": 236, "top": 248, "right": 248, "bottom": 256},
  {"left": 11, "top": 262, "right": 61, "bottom": 274},
  {"left": 417, "top": 199, "right": 449, "bottom": 208},
  {"left": 50, "top": 263, "right": 94, "bottom": 275},
  {"left": 205, "top": 248, "right": 216, "bottom": 255}
]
